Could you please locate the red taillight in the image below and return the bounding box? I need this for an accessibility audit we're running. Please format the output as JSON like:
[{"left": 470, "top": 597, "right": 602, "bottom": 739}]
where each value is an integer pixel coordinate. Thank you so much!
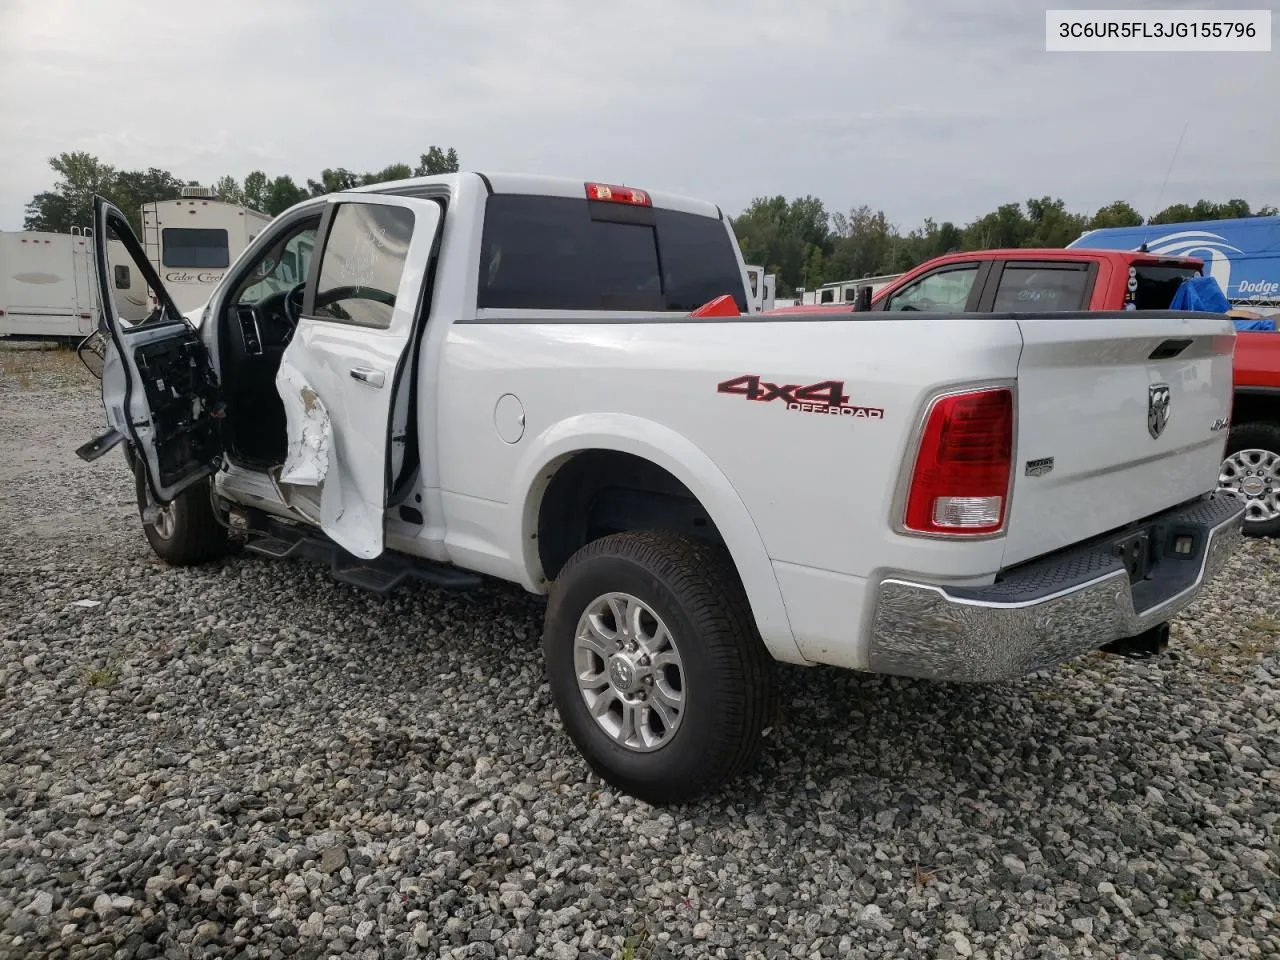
[
  {"left": 904, "top": 387, "right": 1014, "bottom": 535},
  {"left": 585, "top": 182, "right": 651, "bottom": 206}
]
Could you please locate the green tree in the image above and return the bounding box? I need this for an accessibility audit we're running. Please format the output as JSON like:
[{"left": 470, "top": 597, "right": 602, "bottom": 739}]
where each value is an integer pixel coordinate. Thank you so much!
[
  {"left": 1024, "top": 196, "right": 1089, "bottom": 248},
  {"left": 212, "top": 174, "right": 245, "bottom": 205},
  {"left": 414, "top": 146, "right": 460, "bottom": 176},
  {"left": 24, "top": 152, "right": 119, "bottom": 232},
  {"left": 1149, "top": 199, "right": 1262, "bottom": 224},
  {"left": 963, "top": 202, "right": 1031, "bottom": 250},
  {"left": 1088, "top": 201, "right": 1144, "bottom": 230},
  {"left": 361, "top": 163, "right": 414, "bottom": 186},
  {"left": 23, "top": 153, "right": 183, "bottom": 233},
  {"left": 730, "top": 195, "right": 832, "bottom": 295},
  {"left": 306, "top": 167, "right": 362, "bottom": 196},
  {"left": 262, "top": 176, "right": 307, "bottom": 216}
]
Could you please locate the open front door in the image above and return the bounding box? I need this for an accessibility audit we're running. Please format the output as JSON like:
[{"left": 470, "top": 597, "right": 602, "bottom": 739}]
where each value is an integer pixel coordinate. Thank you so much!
[
  {"left": 78, "top": 197, "right": 223, "bottom": 506},
  {"left": 275, "top": 194, "right": 444, "bottom": 560}
]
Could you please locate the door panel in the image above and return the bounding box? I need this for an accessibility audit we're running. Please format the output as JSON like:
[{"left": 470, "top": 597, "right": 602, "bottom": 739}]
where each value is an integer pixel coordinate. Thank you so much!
[
  {"left": 90, "top": 197, "right": 222, "bottom": 504},
  {"left": 276, "top": 195, "right": 443, "bottom": 559}
]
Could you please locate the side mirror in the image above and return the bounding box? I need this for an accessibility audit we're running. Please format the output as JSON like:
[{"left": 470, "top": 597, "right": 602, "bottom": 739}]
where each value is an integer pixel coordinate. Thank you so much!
[
  {"left": 854, "top": 285, "right": 873, "bottom": 311},
  {"left": 77, "top": 330, "right": 107, "bottom": 380}
]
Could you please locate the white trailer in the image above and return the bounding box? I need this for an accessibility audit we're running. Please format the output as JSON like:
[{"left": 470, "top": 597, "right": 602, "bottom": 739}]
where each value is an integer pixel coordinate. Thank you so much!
[
  {"left": 140, "top": 186, "right": 272, "bottom": 313},
  {"left": 798, "top": 272, "right": 904, "bottom": 306},
  {"left": 0, "top": 228, "right": 149, "bottom": 340},
  {"left": 743, "top": 265, "right": 776, "bottom": 313}
]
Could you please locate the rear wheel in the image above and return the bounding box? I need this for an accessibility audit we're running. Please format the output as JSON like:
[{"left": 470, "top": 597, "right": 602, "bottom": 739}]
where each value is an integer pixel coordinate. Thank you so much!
[
  {"left": 542, "top": 531, "right": 777, "bottom": 805},
  {"left": 1219, "top": 421, "right": 1280, "bottom": 538},
  {"left": 133, "top": 459, "right": 232, "bottom": 565}
]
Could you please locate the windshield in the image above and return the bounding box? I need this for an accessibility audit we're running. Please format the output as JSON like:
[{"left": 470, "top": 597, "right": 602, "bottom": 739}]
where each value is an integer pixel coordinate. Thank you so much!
[{"left": 237, "top": 225, "right": 318, "bottom": 304}]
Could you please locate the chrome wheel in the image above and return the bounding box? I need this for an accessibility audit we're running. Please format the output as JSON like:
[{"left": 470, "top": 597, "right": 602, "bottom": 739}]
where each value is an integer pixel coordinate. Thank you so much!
[
  {"left": 151, "top": 502, "right": 176, "bottom": 540},
  {"left": 573, "top": 592, "right": 685, "bottom": 752},
  {"left": 1219, "top": 449, "right": 1280, "bottom": 523}
]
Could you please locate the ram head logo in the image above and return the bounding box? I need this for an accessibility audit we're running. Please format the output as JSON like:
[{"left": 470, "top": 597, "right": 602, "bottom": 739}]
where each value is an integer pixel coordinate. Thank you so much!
[{"left": 1148, "top": 383, "right": 1171, "bottom": 439}]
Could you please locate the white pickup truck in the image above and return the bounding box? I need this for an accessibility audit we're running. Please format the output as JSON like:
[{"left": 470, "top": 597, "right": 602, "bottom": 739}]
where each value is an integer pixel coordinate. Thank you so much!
[{"left": 78, "top": 173, "right": 1245, "bottom": 804}]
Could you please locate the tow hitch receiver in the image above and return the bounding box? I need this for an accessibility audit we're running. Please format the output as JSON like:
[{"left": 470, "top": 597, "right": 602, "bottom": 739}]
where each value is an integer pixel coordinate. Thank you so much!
[{"left": 1101, "top": 621, "right": 1171, "bottom": 659}]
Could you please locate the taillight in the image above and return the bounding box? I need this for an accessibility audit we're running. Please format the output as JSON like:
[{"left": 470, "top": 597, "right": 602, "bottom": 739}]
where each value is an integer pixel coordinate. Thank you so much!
[
  {"left": 904, "top": 387, "right": 1014, "bottom": 536},
  {"left": 585, "top": 182, "right": 651, "bottom": 206}
]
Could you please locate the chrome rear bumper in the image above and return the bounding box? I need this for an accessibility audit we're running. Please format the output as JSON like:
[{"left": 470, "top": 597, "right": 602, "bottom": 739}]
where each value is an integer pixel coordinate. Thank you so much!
[{"left": 866, "top": 494, "right": 1245, "bottom": 682}]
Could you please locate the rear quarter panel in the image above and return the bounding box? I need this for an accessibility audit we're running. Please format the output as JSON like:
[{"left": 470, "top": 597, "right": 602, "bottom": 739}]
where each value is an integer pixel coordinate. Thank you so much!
[{"left": 435, "top": 315, "right": 1025, "bottom": 582}]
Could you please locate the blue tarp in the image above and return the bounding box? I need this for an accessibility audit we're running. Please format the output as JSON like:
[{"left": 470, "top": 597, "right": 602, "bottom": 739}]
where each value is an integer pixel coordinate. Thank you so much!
[
  {"left": 1169, "top": 275, "right": 1231, "bottom": 313},
  {"left": 1069, "top": 215, "right": 1280, "bottom": 307},
  {"left": 1234, "top": 317, "right": 1277, "bottom": 331}
]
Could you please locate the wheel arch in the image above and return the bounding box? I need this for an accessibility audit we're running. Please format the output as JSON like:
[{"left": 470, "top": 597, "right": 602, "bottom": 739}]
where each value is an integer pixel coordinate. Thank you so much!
[{"left": 508, "top": 414, "right": 803, "bottom": 664}]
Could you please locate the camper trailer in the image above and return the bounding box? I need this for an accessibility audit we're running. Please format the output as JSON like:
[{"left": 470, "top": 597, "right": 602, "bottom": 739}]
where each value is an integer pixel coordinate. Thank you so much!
[
  {"left": 743, "top": 265, "right": 777, "bottom": 313},
  {"left": 0, "top": 228, "right": 149, "bottom": 340},
  {"left": 140, "top": 186, "right": 272, "bottom": 312},
  {"left": 796, "top": 272, "right": 904, "bottom": 306}
]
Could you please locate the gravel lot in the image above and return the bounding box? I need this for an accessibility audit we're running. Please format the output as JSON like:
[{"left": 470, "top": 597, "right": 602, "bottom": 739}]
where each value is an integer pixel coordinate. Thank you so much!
[{"left": 2, "top": 346, "right": 1278, "bottom": 960}]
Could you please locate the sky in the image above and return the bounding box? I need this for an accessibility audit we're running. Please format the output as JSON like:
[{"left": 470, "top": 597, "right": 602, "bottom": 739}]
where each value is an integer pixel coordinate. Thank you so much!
[{"left": 0, "top": 0, "right": 1277, "bottom": 232}]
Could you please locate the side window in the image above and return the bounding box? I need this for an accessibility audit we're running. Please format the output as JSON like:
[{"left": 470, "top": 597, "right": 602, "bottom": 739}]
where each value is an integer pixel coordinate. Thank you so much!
[
  {"left": 113, "top": 264, "right": 131, "bottom": 289},
  {"left": 820, "top": 289, "right": 835, "bottom": 304},
  {"left": 311, "top": 203, "right": 415, "bottom": 329},
  {"left": 991, "top": 264, "right": 1089, "bottom": 312},
  {"left": 885, "top": 265, "right": 980, "bottom": 312}
]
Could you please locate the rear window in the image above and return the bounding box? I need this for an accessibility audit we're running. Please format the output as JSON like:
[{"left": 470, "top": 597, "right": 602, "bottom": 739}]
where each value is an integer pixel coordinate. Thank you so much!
[
  {"left": 1133, "top": 264, "right": 1201, "bottom": 310},
  {"left": 991, "top": 264, "right": 1090, "bottom": 312},
  {"left": 161, "top": 228, "right": 229, "bottom": 269},
  {"left": 478, "top": 195, "right": 746, "bottom": 312}
]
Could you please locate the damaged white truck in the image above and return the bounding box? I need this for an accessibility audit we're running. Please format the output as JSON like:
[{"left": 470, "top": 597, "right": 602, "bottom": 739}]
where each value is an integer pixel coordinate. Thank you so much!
[{"left": 78, "top": 174, "right": 1245, "bottom": 804}]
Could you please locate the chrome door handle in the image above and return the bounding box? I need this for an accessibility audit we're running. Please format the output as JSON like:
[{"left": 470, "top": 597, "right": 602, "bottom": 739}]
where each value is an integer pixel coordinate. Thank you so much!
[{"left": 349, "top": 366, "right": 385, "bottom": 388}]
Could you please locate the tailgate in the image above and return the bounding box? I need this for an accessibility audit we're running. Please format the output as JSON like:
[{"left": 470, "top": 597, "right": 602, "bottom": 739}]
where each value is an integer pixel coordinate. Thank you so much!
[{"left": 1004, "top": 312, "right": 1236, "bottom": 566}]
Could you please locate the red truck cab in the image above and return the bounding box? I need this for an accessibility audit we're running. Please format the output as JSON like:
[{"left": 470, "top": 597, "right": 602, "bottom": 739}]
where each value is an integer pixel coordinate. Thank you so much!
[
  {"left": 770, "top": 248, "right": 1280, "bottom": 536},
  {"left": 772, "top": 248, "right": 1204, "bottom": 315}
]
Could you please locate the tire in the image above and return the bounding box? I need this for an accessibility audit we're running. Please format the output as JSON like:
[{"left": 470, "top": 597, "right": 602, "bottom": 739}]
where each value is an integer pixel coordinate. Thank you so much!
[
  {"left": 133, "top": 460, "right": 232, "bottom": 565},
  {"left": 542, "top": 531, "right": 777, "bottom": 805},
  {"left": 1220, "top": 421, "right": 1280, "bottom": 538}
]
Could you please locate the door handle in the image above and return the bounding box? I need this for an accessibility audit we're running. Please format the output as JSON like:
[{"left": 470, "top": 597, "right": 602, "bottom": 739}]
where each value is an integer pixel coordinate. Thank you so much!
[{"left": 349, "top": 366, "right": 385, "bottom": 388}]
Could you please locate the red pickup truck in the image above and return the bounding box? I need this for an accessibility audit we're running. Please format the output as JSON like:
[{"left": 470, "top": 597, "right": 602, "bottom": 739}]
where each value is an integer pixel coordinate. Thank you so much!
[{"left": 772, "top": 248, "right": 1280, "bottom": 536}]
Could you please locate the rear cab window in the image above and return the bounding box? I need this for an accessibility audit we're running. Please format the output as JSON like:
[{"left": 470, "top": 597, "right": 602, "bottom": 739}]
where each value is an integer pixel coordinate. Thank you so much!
[
  {"left": 1131, "top": 262, "right": 1202, "bottom": 309},
  {"left": 477, "top": 195, "right": 746, "bottom": 312},
  {"left": 990, "top": 263, "right": 1091, "bottom": 312}
]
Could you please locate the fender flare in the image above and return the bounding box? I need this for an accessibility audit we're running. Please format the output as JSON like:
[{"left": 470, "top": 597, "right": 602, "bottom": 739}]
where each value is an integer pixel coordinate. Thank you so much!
[{"left": 508, "top": 413, "right": 805, "bottom": 665}]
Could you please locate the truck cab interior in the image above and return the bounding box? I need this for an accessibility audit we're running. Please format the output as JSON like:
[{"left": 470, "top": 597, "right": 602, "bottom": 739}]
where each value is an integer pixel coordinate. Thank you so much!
[{"left": 217, "top": 217, "right": 321, "bottom": 467}]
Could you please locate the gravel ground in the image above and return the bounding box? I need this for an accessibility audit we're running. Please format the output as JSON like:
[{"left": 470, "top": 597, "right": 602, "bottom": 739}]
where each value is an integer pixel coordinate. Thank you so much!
[{"left": 2, "top": 347, "right": 1278, "bottom": 960}]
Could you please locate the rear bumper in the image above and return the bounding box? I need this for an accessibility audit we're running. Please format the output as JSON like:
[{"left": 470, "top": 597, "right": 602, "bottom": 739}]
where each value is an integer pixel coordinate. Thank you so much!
[{"left": 866, "top": 493, "right": 1245, "bottom": 682}]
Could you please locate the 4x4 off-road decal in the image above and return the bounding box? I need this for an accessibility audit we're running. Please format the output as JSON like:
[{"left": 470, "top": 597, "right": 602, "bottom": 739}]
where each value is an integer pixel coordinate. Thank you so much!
[{"left": 716, "top": 375, "right": 884, "bottom": 419}]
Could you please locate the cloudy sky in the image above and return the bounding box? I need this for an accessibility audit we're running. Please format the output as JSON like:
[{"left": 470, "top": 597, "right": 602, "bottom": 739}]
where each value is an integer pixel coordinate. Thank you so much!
[{"left": 0, "top": 0, "right": 1276, "bottom": 232}]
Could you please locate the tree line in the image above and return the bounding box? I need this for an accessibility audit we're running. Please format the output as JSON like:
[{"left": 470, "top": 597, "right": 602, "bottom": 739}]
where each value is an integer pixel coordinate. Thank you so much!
[
  {"left": 732, "top": 195, "right": 1279, "bottom": 296},
  {"left": 22, "top": 147, "right": 461, "bottom": 235},
  {"left": 19, "top": 151, "right": 1277, "bottom": 298}
]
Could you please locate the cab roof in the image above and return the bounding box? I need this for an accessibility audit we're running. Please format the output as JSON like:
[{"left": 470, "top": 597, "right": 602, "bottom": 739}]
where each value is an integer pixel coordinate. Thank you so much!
[{"left": 351, "top": 171, "right": 724, "bottom": 220}]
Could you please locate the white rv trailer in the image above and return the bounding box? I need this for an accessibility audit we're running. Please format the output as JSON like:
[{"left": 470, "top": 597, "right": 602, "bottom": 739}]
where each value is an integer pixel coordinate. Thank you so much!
[
  {"left": 140, "top": 186, "right": 272, "bottom": 312},
  {"left": 0, "top": 229, "right": 149, "bottom": 340},
  {"left": 743, "top": 264, "right": 777, "bottom": 313},
  {"left": 798, "top": 272, "right": 904, "bottom": 306}
]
